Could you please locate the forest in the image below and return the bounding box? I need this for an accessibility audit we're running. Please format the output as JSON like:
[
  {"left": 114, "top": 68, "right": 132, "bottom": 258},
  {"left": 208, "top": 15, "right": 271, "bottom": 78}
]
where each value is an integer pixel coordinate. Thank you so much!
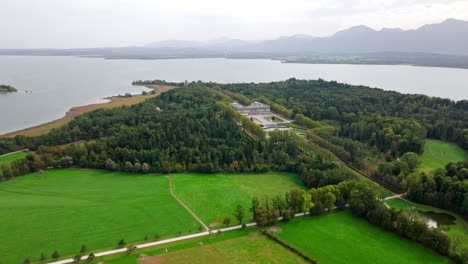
[
  {"left": 218, "top": 79, "right": 467, "bottom": 219},
  {"left": 0, "top": 84, "right": 353, "bottom": 189}
]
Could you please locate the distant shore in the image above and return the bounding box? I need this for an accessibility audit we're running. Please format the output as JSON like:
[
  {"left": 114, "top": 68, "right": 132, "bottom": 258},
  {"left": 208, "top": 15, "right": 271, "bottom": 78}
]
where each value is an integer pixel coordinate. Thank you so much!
[
  {"left": 0, "top": 85, "right": 17, "bottom": 93},
  {"left": 0, "top": 85, "right": 173, "bottom": 138}
]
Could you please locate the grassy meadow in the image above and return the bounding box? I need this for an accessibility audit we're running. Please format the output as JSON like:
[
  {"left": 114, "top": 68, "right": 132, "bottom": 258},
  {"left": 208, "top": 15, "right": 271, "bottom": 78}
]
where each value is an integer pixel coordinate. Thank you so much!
[
  {"left": 276, "top": 211, "right": 450, "bottom": 264},
  {"left": 0, "top": 150, "right": 28, "bottom": 166},
  {"left": 419, "top": 139, "right": 468, "bottom": 173},
  {"left": 87, "top": 229, "right": 306, "bottom": 264},
  {"left": 172, "top": 173, "right": 305, "bottom": 227},
  {"left": 0, "top": 169, "right": 200, "bottom": 264}
]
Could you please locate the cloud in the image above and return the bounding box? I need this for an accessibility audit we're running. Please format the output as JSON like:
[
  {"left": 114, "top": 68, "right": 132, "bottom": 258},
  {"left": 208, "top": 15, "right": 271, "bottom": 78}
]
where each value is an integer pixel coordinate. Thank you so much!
[{"left": 0, "top": 0, "right": 467, "bottom": 48}]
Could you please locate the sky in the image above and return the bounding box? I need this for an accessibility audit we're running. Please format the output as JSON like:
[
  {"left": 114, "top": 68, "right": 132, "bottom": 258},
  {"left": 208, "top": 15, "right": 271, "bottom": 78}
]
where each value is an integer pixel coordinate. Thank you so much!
[{"left": 1, "top": 0, "right": 468, "bottom": 48}]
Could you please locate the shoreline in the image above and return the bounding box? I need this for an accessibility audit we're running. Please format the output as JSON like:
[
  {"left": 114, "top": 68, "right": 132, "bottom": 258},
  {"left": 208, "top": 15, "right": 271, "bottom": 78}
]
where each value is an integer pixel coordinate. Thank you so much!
[{"left": 0, "top": 85, "right": 174, "bottom": 138}]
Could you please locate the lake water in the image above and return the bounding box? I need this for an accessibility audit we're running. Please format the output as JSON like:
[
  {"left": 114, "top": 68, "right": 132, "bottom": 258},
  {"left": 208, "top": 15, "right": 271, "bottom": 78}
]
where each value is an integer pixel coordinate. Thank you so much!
[{"left": 1, "top": 56, "right": 468, "bottom": 135}]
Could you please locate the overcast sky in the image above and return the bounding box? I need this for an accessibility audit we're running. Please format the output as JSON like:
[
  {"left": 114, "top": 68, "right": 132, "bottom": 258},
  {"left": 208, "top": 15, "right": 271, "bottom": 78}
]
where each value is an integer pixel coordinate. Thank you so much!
[{"left": 1, "top": 0, "right": 468, "bottom": 48}]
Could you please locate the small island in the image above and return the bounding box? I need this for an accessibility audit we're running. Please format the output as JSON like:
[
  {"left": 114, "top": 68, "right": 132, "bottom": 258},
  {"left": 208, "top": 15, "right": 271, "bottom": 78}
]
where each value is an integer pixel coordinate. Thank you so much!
[{"left": 0, "top": 85, "right": 17, "bottom": 93}]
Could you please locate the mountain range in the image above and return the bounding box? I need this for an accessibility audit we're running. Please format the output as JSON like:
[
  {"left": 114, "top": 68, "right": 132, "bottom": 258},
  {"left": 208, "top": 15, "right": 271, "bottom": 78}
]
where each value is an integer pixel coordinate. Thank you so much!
[
  {"left": 1, "top": 18, "right": 468, "bottom": 68},
  {"left": 144, "top": 18, "right": 468, "bottom": 55}
]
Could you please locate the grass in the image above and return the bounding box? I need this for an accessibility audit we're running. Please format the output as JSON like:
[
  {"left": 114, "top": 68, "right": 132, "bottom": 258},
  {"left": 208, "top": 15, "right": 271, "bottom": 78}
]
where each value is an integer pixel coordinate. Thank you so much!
[
  {"left": 89, "top": 229, "right": 307, "bottom": 264},
  {"left": 0, "top": 169, "right": 199, "bottom": 264},
  {"left": 172, "top": 173, "right": 306, "bottom": 227},
  {"left": 0, "top": 151, "right": 28, "bottom": 167},
  {"left": 385, "top": 197, "right": 468, "bottom": 242},
  {"left": 282, "top": 122, "right": 306, "bottom": 130},
  {"left": 276, "top": 210, "right": 450, "bottom": 264},
  {"left": 419, "top": 139, "right": 468, "bottom": 173}
]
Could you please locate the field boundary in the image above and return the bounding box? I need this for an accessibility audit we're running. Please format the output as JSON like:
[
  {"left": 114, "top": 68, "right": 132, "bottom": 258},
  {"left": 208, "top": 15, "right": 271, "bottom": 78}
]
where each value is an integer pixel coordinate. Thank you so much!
[
  {"left": 167, "top": 175, "right": 210, "bottom": 231},
  {"left": 258, "top": 228, "right": 318, "bottom": 264},
  {"left": 0, "top": 149, "right": 28, "bottom": 158}
]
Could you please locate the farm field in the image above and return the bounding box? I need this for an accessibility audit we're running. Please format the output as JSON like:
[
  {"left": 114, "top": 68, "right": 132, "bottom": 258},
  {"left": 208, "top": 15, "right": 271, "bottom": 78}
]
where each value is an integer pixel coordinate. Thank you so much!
[
  {"left": 89, "top": 229, "right": 306, "bottom": 264},
  {"left": 0, "top": 169, "right": 200, "bottom": 264},
  {"left": 0, "top": 150, "right": 28, "bottom": 166},
  {"left": 419, "top": 139, "right": 468, "bottom": 173},
  {"left": 172, "top": 173, "right": 306, "bottom": 228},
  {"left": 276, "top": 210, "right": 450, "bottom": 264},
  {"left": 385, "top": 198, "right": 468, "bottom": 241}
]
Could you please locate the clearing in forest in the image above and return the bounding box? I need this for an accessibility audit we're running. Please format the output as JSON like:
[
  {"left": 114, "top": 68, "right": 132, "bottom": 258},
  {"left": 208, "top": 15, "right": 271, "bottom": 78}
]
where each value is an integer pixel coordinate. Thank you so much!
[{"left": 419, "top": 139, "right": 467, "bottom": 173}]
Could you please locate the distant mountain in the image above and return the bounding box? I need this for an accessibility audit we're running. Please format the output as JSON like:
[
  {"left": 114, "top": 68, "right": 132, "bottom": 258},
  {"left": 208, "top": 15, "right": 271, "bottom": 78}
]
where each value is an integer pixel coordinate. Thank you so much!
[
  {"left": 1, "top": 18, "right": 468, "bottom": 67},
  {"left": 143, "top": 19, "right": 468, "bottom": 55}
]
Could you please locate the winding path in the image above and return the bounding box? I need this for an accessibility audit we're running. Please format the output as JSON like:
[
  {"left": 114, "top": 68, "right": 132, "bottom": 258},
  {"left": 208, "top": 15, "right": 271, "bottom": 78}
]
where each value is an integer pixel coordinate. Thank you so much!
[{"left": 167, "top": 175, "right": 210, "bottom": 231}]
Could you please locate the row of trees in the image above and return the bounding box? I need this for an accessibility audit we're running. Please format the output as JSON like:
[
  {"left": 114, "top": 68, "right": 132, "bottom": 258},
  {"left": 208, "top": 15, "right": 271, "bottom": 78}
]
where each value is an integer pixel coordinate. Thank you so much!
[{"left": 251, "top": 188, "right": 312, "bottom": 226}]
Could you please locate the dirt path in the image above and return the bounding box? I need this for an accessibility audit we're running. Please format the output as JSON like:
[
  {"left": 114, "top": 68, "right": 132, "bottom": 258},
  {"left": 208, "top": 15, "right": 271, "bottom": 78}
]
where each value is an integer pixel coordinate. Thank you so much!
[
  {"left": 384, "top": 193, "right": 406, "bottom": 200},
  {"left": 167, "top": 175, "right": 210, "bottom": 231}
]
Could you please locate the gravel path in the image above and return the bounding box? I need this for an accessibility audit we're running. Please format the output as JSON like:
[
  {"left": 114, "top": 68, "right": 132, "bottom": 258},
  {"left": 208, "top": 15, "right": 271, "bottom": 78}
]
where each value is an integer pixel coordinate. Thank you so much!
[{"left": 167, "top": 175, "right": 210, "bottom": 231}]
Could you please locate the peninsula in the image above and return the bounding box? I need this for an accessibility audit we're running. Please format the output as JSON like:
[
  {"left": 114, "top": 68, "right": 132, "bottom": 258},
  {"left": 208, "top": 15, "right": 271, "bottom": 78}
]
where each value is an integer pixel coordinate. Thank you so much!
[{"left": 0, "top": 85, "right": 17, "bottom": 93}]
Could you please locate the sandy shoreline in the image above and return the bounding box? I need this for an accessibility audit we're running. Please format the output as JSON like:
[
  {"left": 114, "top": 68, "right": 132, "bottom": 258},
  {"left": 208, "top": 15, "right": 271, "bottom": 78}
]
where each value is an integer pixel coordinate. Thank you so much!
[{"left": 0, "top": 85, "right": 174, "bottom": 138}]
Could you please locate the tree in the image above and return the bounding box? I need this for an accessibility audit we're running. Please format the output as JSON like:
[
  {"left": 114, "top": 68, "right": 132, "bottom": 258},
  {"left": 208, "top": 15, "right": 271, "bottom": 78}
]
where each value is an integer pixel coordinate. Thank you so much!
[
  {"left": 39, "top": 253, "right": 46, "bottom": 263},
  {"left": 125, "top": 162, "right": 134, "bottom": 172},
  {"left": 400, "top": 152, "right": 420, "bottom": 172},
  {"left": 60, "top": 156, "right": 74, "bottom": 168},
  {"left": 23, "top": 258, "right": 31, "bottom": 264},
  {"left": 118, "top": 239, "right": 126, "bottom": 248},
  {"left": 73, "top": 255, "right": 81, "bottom": 263},
  {"left": 127, "top": 245, "right": 136, "bottom": 254},
  {"left": 289, "top": 188, "right": 303, "bottom": 213},
  {"left": 251, "top": 197, "right": 260, "bottom": 219},
  {"left": 234, "top": 204, "right": 245, "bottom": 224},
  {"left": 134, "top": 162, "right": 142, "bottom": 172},
  {"left": 254, "top": 207, "right": 268, "bottom": 227},
  {"left": 223, "top": 216, "right": 231, "bottom": 227},
  {"left": 142, "top": 163, "right": 150, "bottom": 173},
  {"left": 52, "top": 251, "right": 60, "bottom": 260},
  {"left": 272, "top": 195, "right": 287, "bottom": 216},
  {"left": 87, "top": 253, "right": 95, "bottom": 261},
  {"left": 80, "top": 244, "right": 87, "bottom": 254},
  {"left": 105, "top": 159, "right": 117, "bottom": 170},
  {"left": 300, "top": 191, "right": 313, "bottom": 215}
]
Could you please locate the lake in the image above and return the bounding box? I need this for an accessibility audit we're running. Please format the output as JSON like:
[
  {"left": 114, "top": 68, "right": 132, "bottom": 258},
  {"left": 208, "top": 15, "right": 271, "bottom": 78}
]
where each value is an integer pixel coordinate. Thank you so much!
[{"left": 1, "top": 56, "right": 468, "bottom": 135}]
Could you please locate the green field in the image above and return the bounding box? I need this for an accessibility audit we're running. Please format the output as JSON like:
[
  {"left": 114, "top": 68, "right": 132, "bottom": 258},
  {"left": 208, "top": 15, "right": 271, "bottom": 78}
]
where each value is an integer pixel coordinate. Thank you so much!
[
  {"left": 276, "top": 211, "right": 450, "bottom": 264},
  {"left": 385, "top": 198, "right": 468, "bottom": 242},
  {"left": 0, "top": 169, "right": 200, "bottom": 264},
  {"left": 88, "top": 229, "right": 306, "bottom": 264},
  {"left": 172, "top": 173, "right": 305, "bottom": 227},
  {"left": 0, "top": 150, "right": 28, "bottom": 166},
  {"left": 419, "top": 139, "right": 468, "bottom": 173}
]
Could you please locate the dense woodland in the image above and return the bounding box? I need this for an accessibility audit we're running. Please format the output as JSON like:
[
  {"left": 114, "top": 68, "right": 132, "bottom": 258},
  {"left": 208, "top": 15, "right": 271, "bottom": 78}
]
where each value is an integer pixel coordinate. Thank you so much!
[
  {"left": 0, "top": 85, "right": 353, "bottom": 188},
  {"left": 219, "top": 79, "right": 468, "bottom": 217}
]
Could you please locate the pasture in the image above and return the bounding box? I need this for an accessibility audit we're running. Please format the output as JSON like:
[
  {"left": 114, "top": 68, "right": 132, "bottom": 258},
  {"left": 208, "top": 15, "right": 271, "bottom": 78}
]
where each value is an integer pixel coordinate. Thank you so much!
[
  {"left": 276, "top": 211, "right": 450, "bottom": 264},
  {"left": 0, "top": 169, "right": 199, "bottom": 264},
  {"left": 90, "top": 229, "right": 306, "bottom": 264},
  {"left": 0, "top": 150, "right": 28, "bottom": 166},
  {"left": 419, "top": 139, "right": 468, "bottom": 173},
  {"left": 172, "top": 173, "right": 305, "bottom": 227}
]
